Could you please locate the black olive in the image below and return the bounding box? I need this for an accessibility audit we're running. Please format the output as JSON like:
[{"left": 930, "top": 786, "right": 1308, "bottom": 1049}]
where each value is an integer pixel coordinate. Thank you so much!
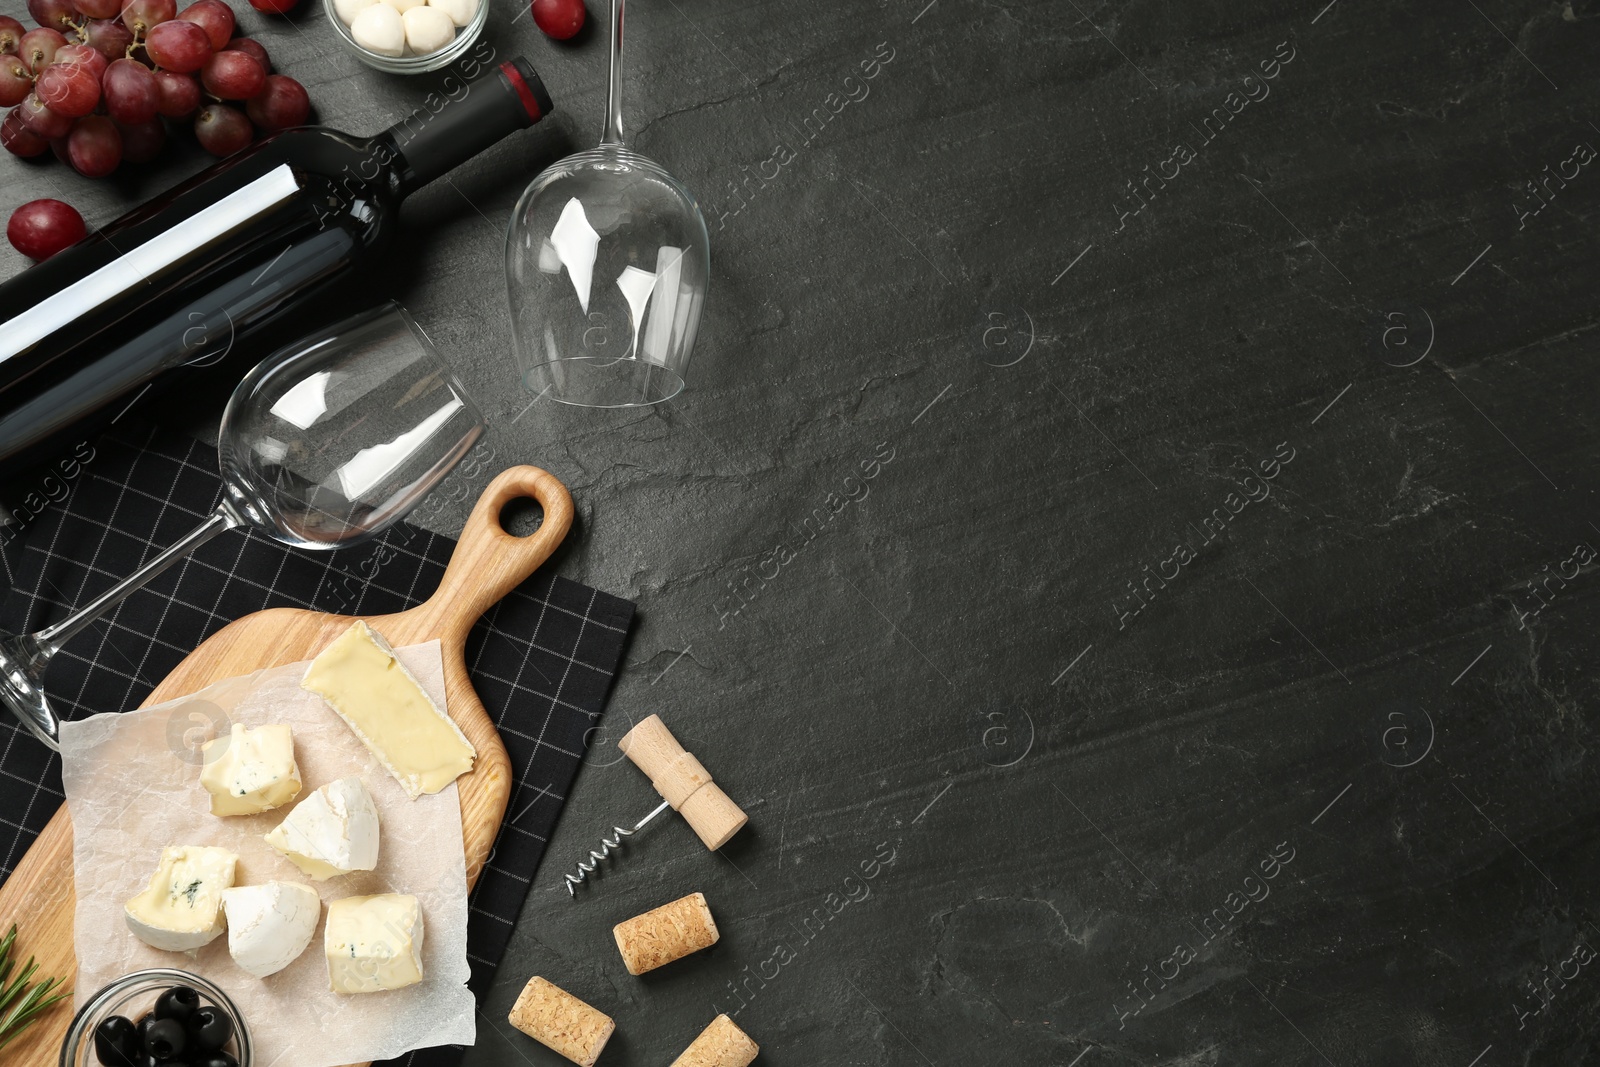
[
  {"left": 193, "top": 1054, "right": 239, "bottom": 1067},
  {"left": 185, "top": 1006, "right": 233, "bottom": 1053},
  {"left": 93, "top": 1014, "right": 140, "bottom": 1067},
  {"left": 134, "top": 1014, "right": 156, "bottom": 1049},
  {"left": 154, "top": 986, "right": 202, "bottom": 1026},
  {"left": 141, "top": 1016, "right": 187, "bottom": 1062}
]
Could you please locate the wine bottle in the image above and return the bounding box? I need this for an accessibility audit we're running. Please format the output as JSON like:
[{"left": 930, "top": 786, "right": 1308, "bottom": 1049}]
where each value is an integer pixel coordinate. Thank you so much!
[{"left": 0, "top": 56, "right": 553, "bottom": 510}]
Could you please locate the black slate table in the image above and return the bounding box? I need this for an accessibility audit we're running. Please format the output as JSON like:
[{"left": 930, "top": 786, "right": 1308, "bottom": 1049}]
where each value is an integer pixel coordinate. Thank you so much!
[{"left": 3, "top": 0, "right": 1599, "bottom": 1063}]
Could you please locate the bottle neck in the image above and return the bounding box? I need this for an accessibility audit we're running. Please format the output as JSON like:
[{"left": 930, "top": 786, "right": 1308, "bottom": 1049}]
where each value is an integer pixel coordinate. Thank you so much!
[{"left": 385, "top": 59, "right": 554, "bottom": 196}]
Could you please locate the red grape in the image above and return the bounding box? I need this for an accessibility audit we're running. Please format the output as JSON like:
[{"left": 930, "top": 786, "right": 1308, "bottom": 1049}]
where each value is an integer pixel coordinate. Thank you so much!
[
  {"left": 55, "top": 41, "right": 109, "bottom": 77},
  {"left": 102, "top": 56, "right": 158, "bottom": 123},
  {"left": 0, "top": 16, "right": 25, "bottom": 55},
  {"left": 248, "top": 0, "right": 298, "bottom": 13},
  {"left": 27, "top": 0, "right": 82, "bottom": 34},
  {"left": 0, "top": 108, "right": 50, "bottom": 156},
  {"left": 144, "top": 17, "right": 209, "bottom": 71},
  {"left": 82, "top": 18, "right": 134, "bottom": 60},
  {"left": 193, "top": 101, "right": 249, "bottom": 154},
  {"left": 120, "top": 0, "right": 176, "bottom": 35},
  {"left": 17, "top": 92, "right": 73, "bottom": 138},
  {"left": 244, "top": 73, "right": 307, "bottom": 131},
  {"left": 223, "top": 36, "right": 268, "bottom": 72},
  {"left": 0, "top": 55, "right": 31, "bottom": 106},
  {"left": 115, "top": 114, "right": 163, "bottom": 159},
  {"left": 65, "top": 113, "right": 120, "bottom": 174},
  {"left": 531, "top": 0, "right": 584, "bottom": 40},
  {"left": 7, "top": 198, "right": 86, "bottom": 261},
  {"left": 151, "top": 67, "right": 197, "bottom": 116},
  {"left": 74, "top": 0, "right": 122, "bottom": 17},
  {"left": 201, "top": 49, "right": 263, "bottom": 99},
  {"left": 176, "top": 0, "right": 231, "bottom": 49},
  {"left": 18, "top": 28, "right": 67, "bottom": 73},
  {"left": 36, "top": 60, "right": 100, "bottom": 116}
]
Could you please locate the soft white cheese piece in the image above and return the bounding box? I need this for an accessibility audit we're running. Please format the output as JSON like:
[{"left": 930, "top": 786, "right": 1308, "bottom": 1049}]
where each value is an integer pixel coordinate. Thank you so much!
[
  {"left": 333, "top": 0, "right": 377, "bottom": 24},
  {"left": 301, "top": 621, "right": 475, "bottom": 799},
  {"left": 325, "top": 894, "right": 424, "bottom": 993},
  {"left": 263, "top": 776, "right": 379, "bottom": 880},
  {"left": 427, "top": 0, "right": 475, "bottom": 27},
  {"left": 401, "top": 5, "right": 455, "bottom": 53},
  {"left": 199, "top": 723, "right": 302, "bottom": 817},
  {"left": 124, "top": 845, "right": 239, "bottom": 951},
  {"left": 381, "top": 0, "right": 426, "bottom": 13},
  {"left": 350, "top": 3, "right": 405, "bottom": 56},
  {"left": 221, "top": 880, "right": 321, "bottom": 978}
]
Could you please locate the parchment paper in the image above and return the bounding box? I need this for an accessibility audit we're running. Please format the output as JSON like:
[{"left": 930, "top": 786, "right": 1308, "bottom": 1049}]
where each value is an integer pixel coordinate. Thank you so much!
[{"left": 60, "top": 641, "right": 476, "bottom": 1067}]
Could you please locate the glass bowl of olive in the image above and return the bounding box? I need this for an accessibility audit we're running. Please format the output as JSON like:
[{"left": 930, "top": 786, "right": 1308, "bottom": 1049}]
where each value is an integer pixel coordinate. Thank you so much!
[{"left": 59, "top": 969, "right": 251, "bottom": 1067}]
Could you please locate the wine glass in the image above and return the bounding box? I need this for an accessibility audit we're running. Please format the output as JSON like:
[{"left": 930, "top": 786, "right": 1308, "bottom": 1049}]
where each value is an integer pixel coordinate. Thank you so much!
[
  {"left": 505, "top": 0, "right": 710, "bottom": 408},
  {"left": 0, "top": 302, "right": 484, "bottom": 751}
]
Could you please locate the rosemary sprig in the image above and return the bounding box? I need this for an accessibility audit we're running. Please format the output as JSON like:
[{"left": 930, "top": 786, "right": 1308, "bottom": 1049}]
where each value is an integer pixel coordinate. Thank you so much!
[{"left": 0, "top": 924, "right": 71, "bottom": 1052}]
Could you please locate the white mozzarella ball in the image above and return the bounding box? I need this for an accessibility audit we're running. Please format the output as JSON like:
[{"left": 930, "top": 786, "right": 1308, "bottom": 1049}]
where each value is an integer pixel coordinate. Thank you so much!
[
  {"left": 383, "top": 0, "right": 427, "bottom": 13},
  {"left": 402, "top": 4, "right": 455, "bottom": 53},
  {"left": 333, "top": 0, "right": 376, "bottom": 24},
  {"left": 427, "top": 0, "right": 476, "bottom": 27},
  {"left": 350, "top": 2, "right": 406, "bottom": 55}
]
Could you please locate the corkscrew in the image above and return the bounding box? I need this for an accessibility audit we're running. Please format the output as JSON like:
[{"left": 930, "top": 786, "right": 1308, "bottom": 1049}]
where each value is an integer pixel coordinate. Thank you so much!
[{"left": 561, "top": 714, "right": 749, "bottom": 898}]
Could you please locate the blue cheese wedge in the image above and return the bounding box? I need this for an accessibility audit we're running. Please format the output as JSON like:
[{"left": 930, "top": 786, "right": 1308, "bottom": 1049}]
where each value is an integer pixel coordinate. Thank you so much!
[
  {"left": 199, "top": 723, "right": 302, "bottom": 816},
  {"left": 263, "top": 776, "right": 380, "bottom": 880},
  {"left": 125, "top": 845, "right": 239, "bottom": 951},
  {"left": 222, "top": 880, "right": 321, "bottom": 978},
  {"left": 300, "top": 621, "right": 475, "bottom": 798},
  {"left": 325, "top": 893, "right": 424, "bottom": 993}
]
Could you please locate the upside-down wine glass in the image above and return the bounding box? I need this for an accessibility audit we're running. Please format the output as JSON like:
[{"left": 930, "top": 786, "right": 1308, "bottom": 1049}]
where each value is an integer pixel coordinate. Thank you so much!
[
  {"left": 0, "top": 302, "right": 485, "bottom": 751},
  {"left": 505, "top": 0, "right": 711, "bottom": 407}
]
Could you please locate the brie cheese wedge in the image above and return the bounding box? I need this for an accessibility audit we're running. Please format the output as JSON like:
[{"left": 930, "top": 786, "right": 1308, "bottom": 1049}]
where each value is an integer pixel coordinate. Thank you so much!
[
  {"left": 301, "top": 620, "right": 475, "bottom": 798},
  {"left": 325, "top": 893, "right": 425, "bottom": 993},
  {"left": 200, "top": 723, "right": 302, "bottom": 816},
  {"left": 221, "top": 880, "right": 321, "bottom": 978},
  {"left": 263, "top": 776, "right": 379, "bottom": 880},
  {"left": 124, "top": 845, "right": 239, "bottom": 951}
]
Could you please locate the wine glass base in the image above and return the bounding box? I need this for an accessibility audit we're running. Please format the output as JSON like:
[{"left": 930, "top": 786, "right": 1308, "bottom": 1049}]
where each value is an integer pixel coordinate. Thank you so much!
[
  {"left": 525, "top": 356, "right": 686, "bottom": 409},
  {"left": 0, "top": 633, "right": 59, "bottom": 751}
]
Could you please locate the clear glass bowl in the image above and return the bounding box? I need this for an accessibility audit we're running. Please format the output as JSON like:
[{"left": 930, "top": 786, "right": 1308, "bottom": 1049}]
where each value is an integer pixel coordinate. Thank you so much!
[
  {"left": 60, "top": 969, "right": 252, "bottom": 1067},
  {"left": 323, "top": 0, "right": 489, "bottom": 74}
]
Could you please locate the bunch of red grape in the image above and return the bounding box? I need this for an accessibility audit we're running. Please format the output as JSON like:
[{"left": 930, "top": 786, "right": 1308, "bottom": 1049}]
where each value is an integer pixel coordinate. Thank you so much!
[{"left": 0, "top": 0, "right": 310, "bottom": 177}]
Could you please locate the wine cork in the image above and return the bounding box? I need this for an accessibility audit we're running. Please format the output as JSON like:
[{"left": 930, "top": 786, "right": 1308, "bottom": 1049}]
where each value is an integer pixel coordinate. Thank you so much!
[
  {"left": 669, "top": 1014, "right": 760, "bottom": 1067},
  {"left": 612, "top": 891, "right": 720, "bottom": 975},
  {"left": 507, "top": 976, "right": 615, "bottom": 1066},
  {"left": 619, "top": 715, "right": 748, "bottom": 850}
]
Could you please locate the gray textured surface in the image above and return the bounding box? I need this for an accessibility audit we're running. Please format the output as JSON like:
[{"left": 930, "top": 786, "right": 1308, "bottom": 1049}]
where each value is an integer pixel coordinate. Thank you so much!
[{"left": 6, "top": 0, "right": 1600, "bottom": 1062}]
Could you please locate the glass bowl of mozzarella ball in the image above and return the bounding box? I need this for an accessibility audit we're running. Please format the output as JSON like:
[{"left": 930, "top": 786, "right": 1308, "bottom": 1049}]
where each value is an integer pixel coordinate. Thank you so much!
[{"left": 326, "top": 0, "right": 486, "bottom": 72}]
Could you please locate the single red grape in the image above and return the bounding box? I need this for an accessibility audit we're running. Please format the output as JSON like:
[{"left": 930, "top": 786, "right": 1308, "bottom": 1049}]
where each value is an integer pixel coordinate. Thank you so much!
[
  {"left": 144, "top": 18, "right": 209, "bottom": 71},
  {"left": 0, "top": 55, "right": 31, "bottom": 107},
  {"left": 0, "top": 15, "right": 25, "bottom": 55},
  {"left": 17, "top": 92, "right": 73, "bottom": 137},
  {"left": 244, "top": 73, "right": 306, "bottom": 131},
  {"left": 151, "top": 67, "right": 198, "bottom": 116},
  {"left": 7, "top": 198, "right": 87, "bottom": 261},
  {"left": 223, "top": 37, "right": 268, "bottom": 72},
  {"left": 201, "top": 49, "right": 263, "bottom": 99},
  {"left": 247, "top": 0, "right": 298, "bottom": 13},
  {"left": 120, "top": 0, "right": 176, "bottom": 35},
  {"left": 82, "top": 18, "right": 134, "bottom": 60},
  {"left": 55, "top": 41, "right": 109, "bottom": 77},
  {"left": 37, "top": 61, "right": 101, "bottom": 116},
  {"left": 27, "top": 0, "right": 82, "bottom": 35},
  {"left": 115, "top": 114, "right": 163, "bottom": 160},
  {"left": 193, "top": 101, "right": 250, "bottom": 155},
  {"left": 176, "top": 0, "right": 231, "bottom": 49},
  {"left": 73, "top": 0, "right": 123, "bottom": 18},
  {"left": 18, "top": 28, "right": 67, "bottom": 74},
  {"left": 531, "top": 0, "right": 584, "bottom": 40},
  {"left": 0, "top": 108, "right": 50, "bottom": 156},
  {"left": 65, "top": 113, "right": 120, "bottom": 174},
  {"left": 102, "top": 56, "right": 158, "bottom": 123}
]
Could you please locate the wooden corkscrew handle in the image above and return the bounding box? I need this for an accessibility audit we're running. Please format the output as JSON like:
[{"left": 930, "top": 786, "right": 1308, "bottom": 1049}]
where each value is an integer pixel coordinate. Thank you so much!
[{"left": 617, "top": 714, "right": 747, "bottom": 850}]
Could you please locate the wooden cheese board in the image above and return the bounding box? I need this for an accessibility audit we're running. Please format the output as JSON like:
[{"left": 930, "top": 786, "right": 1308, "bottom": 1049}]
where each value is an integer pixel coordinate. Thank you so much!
[{"left": 0, "top": 464, "right": 573, "bottom": 1066}]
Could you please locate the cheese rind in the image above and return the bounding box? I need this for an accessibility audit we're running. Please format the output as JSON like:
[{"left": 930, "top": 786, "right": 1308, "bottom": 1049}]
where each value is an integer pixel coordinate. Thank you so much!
[
  {"left": 301, "top": 621, "right": 475, "bottom": 798},
  {"left": 200, "top": 723, "right": 302, "bottom": 816},
  {"left": 263, "top": 776, "right": 380, "bottom": 880},
  {"left": 222, "top": 880, "right": 321, "bottom": 978},
  {"left": 124, "top": 845, "right": 239, "bottom": 951},
  {"left": 325, "top": 893, "right": 425, "bottom": 993}
]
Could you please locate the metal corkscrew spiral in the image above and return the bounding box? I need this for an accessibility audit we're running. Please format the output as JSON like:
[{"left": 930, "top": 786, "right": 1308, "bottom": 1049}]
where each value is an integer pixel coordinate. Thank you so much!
[{"left": 563, "top": 799, "right": 671, "bottom": 897}]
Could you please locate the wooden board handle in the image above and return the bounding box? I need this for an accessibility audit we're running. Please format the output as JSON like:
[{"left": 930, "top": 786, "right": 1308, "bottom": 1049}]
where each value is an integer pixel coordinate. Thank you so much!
[{"left": 407, "top": 466, "right": 574, "bottom": 643}]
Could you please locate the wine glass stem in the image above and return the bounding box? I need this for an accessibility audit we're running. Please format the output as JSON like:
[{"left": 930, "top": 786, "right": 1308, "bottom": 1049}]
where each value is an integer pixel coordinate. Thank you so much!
[
  {"left": 601, "top": 0, "right": 625, "bottom": 146},
  {"left": 33, "top": 505, "right": 240, "bottom": 650}
]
